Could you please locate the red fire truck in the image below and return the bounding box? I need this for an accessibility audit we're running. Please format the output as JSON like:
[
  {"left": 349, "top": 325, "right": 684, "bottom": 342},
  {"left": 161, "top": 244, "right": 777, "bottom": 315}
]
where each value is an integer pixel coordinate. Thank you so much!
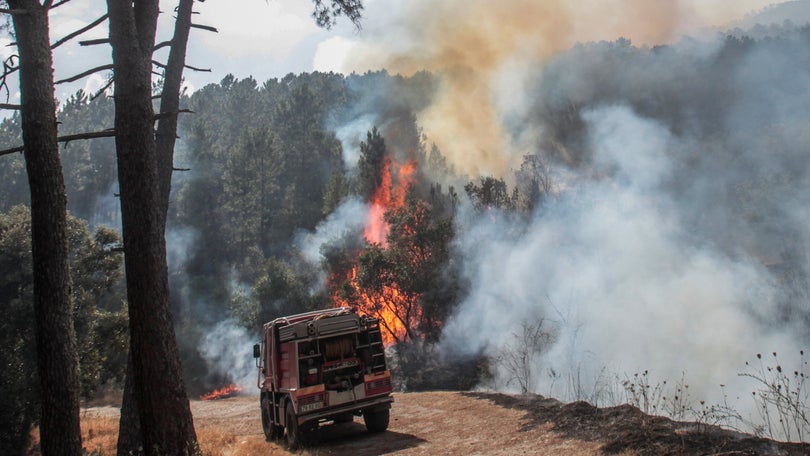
[{"left": 253, "top": 307, "right": 393, "bottom": 448}]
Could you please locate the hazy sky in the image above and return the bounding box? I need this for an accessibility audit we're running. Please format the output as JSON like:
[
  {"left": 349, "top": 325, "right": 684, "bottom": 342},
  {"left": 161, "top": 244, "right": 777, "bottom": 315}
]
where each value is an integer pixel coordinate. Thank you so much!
[{"left": 0, "top": 0, "right": 780, "bottom": 106}]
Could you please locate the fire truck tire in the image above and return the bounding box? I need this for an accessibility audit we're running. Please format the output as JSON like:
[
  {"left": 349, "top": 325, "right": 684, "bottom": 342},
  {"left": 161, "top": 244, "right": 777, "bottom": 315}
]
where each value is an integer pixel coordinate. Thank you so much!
[
  {"left": 363, "top": 408, "right": 389, "bottom": 433},
  {"left": 285, "top": 402, "right": 302, "bottom": 450},
  {"left": 261, "top": 396, "right": 282, "bottom": 441}
]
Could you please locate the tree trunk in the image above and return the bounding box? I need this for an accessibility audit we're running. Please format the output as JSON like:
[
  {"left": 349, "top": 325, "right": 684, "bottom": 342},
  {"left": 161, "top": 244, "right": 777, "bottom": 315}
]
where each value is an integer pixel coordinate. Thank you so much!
[
  {"left": 106, "top": 2, "right": 197, "bottom": 454},
  {"left": 155, "top": 0, "right": 194, "bottom": 215},
  {"left": 116, "top": 354, "right": 142, "bottom": 455},
  {"left": 116, "top": 1, "right": 197, "bottom": 454},
  {"left": 8, "top": 1, "right": 82, "bottom": 455}
]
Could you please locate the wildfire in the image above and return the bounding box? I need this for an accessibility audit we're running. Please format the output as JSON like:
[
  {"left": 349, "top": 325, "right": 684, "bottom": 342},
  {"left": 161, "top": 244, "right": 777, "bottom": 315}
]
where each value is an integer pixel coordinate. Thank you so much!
[
  {"left": 364, "top": 156, "right": 418, "bottom": 246},
  {"left": 333, "top": 155, "right": 422, "bottom": 346},
  {"left": 200, "top": 383, "right": 242, "bottom": 400}
]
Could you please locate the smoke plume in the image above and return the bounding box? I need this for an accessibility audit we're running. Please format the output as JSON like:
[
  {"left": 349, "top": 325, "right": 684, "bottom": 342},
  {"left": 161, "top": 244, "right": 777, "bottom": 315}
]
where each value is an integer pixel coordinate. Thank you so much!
[
  {"left": 339, "top": 0, "right": 774, "bottom": 176},
  {"left": 319, "top": 0, "right": 810, "bottom": 431}
]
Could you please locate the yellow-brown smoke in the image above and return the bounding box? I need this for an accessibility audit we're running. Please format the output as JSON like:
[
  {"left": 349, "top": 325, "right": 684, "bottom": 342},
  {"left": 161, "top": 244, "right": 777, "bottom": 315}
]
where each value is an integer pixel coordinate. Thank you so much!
[{"left": 343, "top": 0, "right": 770, "bottom": 176}]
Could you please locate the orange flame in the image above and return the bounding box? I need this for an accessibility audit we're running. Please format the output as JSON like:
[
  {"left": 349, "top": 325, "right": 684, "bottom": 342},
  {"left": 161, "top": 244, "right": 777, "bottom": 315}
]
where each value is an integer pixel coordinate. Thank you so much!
[
  {"left": 200, "top": 384, "right": 242, "bottom": 400},
  {"left": 364, "top": 157, "right": 418, "bottom": 246},
  {"left": 333, "top": 156, "right": 422, "bottom": 346}
]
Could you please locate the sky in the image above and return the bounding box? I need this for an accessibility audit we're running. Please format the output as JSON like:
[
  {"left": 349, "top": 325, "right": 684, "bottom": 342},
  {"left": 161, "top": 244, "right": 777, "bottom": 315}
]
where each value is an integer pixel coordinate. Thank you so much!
[{"left": 0, "top": 0, "right": 784, "bottom": 106}]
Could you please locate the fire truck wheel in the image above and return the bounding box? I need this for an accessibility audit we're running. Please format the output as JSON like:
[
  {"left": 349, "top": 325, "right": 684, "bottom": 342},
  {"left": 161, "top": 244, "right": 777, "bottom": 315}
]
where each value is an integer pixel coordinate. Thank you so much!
[
  {"left": 261, "top": 396, "right": 282, "bottom": 441},
  {"left": 285, "top": 402, "right": 302, "bottom": 450},
  {"left": 363, "top": 408, "right": 390, "bottom": 433}
]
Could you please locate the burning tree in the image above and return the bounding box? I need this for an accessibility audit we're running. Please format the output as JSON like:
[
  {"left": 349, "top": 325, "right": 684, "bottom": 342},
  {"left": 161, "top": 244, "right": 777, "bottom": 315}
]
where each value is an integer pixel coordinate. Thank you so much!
[{"left": 330, "top": 130, "right": 454, "bottom": 345}]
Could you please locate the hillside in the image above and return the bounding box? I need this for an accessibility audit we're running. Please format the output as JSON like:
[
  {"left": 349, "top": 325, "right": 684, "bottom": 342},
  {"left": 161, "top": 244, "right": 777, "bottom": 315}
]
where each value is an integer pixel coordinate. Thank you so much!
[
  {"left": 736, "top": 0, "right": 810, "bottom": 29},
  {"left": 73, "top": 392, "right": 809, "bottom": 455}
]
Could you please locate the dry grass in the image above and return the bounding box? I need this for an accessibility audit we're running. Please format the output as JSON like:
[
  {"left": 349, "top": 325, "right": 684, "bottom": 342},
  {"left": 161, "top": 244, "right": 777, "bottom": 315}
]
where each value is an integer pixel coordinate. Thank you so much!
[
  {"left": 37, "top": 409, "right": 278, "bottom": 456},
  {"left": 80, "top": 414, "right": 119, "bottom": 455}
]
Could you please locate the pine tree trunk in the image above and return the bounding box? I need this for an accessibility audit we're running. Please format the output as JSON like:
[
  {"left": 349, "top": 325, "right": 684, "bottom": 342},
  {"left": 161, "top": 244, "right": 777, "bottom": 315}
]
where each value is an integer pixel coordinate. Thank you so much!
[
  {"left": 155, "top": 0, "right": 194, "bottom": 215},
  {"left": 8, "top": 1, "right": 82, "bottom": 455},
  {"left": 107, "top": 2, "right": 197, "bottom": 454}
]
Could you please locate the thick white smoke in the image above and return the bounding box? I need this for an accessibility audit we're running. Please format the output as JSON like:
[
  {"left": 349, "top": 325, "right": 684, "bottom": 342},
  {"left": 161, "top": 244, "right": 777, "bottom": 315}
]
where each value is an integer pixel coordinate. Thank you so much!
[
  {"left": 198, "top": 319, "right": 257, "bottom": 391},
  {"left": 442, "top": 105, "right": 800, "bottom": 415}
]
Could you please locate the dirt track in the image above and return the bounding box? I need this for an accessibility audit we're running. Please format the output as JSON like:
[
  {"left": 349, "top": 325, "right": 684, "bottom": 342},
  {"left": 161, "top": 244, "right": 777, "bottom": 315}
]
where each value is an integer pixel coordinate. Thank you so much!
[
  {"left": 81, "top": 391, "right": 810, "bottom": 455},
  {"left": 187, "top": 391, "right": 603, "bottom": 455}
]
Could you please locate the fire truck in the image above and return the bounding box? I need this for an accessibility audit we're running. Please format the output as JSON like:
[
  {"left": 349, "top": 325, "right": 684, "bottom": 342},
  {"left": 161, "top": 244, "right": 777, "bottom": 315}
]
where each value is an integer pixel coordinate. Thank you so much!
[{"left": 253, "top": 307, "right": 393, "bottom": 448}]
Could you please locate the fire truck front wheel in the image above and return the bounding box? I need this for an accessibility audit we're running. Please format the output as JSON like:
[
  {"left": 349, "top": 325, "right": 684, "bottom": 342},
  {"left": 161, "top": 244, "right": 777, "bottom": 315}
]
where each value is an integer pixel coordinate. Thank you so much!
[
  {"left": 261, "top": 396, "right": 282, "bottom": 441},
  {"left": 363, "top": 408, "right": 390, "bottom": 433},
  {"left": 285, "top": 402, "right": 302, "bottom": 449}
]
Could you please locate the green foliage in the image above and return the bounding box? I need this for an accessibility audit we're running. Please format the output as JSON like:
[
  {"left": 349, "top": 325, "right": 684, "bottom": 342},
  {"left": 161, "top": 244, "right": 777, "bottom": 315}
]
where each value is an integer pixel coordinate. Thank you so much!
[
  {"left": 0, "top": 205, "right": 126, "bottom": 454},
  {"left": 310, "top": 0, "right": 363, "bottom": 29},
  {"left": 356, "top": 126, "right": 386, "bottom": 200},
  {"left": 464, "top": 176, "right": 518, "bottom": 213},
  {"left": 240, "top": 256, "right": 323, "bottom": 328}
]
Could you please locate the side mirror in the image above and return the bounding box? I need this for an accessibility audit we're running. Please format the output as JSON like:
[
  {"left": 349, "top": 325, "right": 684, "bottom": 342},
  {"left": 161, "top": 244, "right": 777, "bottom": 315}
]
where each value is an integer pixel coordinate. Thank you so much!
[{"left": 253, "top": 343, "right": 261, "bottom": 358}]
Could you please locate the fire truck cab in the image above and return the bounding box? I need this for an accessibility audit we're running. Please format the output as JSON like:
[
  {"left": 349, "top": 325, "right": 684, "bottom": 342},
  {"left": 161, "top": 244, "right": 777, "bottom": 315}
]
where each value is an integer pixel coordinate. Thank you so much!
[{"left": 253, "top": 307, "right": 393, "bottom": 448}]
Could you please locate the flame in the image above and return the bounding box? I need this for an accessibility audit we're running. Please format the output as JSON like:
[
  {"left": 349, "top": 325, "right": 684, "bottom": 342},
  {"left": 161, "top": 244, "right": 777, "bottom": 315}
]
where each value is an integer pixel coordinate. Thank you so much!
[
  {"left": 200, "top": 383, "right": 242, "bottom": 400},
  {"left": 333, "top": 156, "right": 422, "bottom": 346},
  {"left": 364, "top": 157, "right": 418, "bottom": 246}
]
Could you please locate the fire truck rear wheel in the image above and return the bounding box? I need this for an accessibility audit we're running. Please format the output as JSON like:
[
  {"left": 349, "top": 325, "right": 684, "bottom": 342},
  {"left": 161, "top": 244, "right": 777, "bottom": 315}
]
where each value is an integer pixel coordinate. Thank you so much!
[
  {"left": 261, "top": 396, "right": 282, "bottom": 441},
  {"left": 363, "top": 408, "right": 390, "bottom": 433},
  {"left": 285, "top": 402, "right": 302, "bottom": 449}
]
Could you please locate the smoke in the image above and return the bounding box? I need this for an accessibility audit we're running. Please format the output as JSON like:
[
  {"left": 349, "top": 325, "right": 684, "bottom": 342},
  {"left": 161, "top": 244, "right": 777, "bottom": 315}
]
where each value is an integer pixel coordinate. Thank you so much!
[
  {"left": 443, "top": 105, "right": 801, "bottom": 406},
  {"left": 295, "top": 195, "right": 367, "bottom": 265},
  {"left": 198, "top": 319, "right": 256, "bottom": 391},
  {"left": 336, "top": 0, "right": 774, "bottom": 176}
]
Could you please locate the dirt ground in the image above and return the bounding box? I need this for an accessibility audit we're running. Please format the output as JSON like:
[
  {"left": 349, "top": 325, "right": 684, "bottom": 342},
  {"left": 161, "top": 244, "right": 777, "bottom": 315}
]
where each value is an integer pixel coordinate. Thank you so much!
[{"left": 80, "top": 391, "right": 810, "bottom": 455}]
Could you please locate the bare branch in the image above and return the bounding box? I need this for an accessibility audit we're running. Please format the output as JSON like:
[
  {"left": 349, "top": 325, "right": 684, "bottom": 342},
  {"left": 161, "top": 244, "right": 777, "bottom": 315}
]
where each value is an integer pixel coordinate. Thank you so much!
[
  {"left": 0, "top": 8, "right": 28, "bottom": 15},
  {"left": 55, "top": 63, "right": 114, "bottom": 85},
  {"left": 0, "top": 129, "right": 116, "bottom": 157},
  {"left": 154, "top": 40, "right": 171, "bottom": 51},
  {"left": 79, "top": 38, "right": 110, "bottom": 47},
  {"left": 184, "top": 63, "right": 210, "bottom": 72},
  {"left": 154, "top": 108, "right": 193, "bottom": 121},
  {"left": 172, "top": 167, "right": 190, "bottom": 172},
  {"left": 190, "top": 23, "right": 217, "bottom": 33},
  {"left": 49, "top": 0, "right": 72, "bottom": 8},
  {"left": 152, "top": 59, "right": 167, "bottom": 69},
  {"left": 1, "top": 55, "right": 20, "bottom": 101},
  {"left": 90, "top": 78, "right": 114, "bottom": 100},
  {"left": 0, "top": 103, "right": 22, "bottom": 110},
  {"left": 52, "top": 14, "right": 109, "bottom": 50}
]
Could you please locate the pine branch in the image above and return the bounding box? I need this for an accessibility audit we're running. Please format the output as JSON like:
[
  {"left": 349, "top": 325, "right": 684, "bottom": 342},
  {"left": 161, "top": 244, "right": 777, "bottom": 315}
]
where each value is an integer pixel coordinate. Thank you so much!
[
  {"left": 190, "top": 23, "right": 217, "bottom": 33},
  {"left": 154, "top": 40, "right": 172, "bottom": 51},
  {"left": 49, "top": 0, "right": 72, "bottom": 8},
  {"left": 0, "top": 129, "right": 116, "bottom": 157},
  {"left": 55, "top": 64, "right": 114, "bottom": 85},
  {"left": 153, "top": 108, "right": 193, "bottom": 120},
  {"left": 0, "top": 103, "right": 21, "bottom": 110},
  {"left": 90, "top": 78, "right": 114, "bottom": 100},
  {"left": 184, "top": 63, "right": 211, "bottom": 72},
  {"left": 52, "top": 14, "right": 109, "bottom": 50},
  {"left": 79, "top": 38, "right": 110, "bottom": 47},
  {"left": 0, "top": 8, "right": 27, "bottom": 15}
]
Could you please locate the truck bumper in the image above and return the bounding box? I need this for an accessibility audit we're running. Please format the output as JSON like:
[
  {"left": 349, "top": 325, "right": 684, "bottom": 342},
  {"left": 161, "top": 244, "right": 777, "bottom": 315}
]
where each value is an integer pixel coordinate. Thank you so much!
[{"left": 297, "top": 394, "right": 393, "bottom": 425}]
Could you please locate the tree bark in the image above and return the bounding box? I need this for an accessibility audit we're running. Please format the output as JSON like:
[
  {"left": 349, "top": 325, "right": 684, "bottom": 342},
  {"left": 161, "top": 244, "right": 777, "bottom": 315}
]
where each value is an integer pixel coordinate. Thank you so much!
[
  {"left": 116, "top": 1, "right": 197, "bottom": 454},
  {"left": 8, "top": 1, "right": 82, "bottom": 455},
  {"left": 155, "top": 0, "right": 194, "bottom": 215},
  {"left": 106, "top": 1, "right": 197, "bottom": 454}
]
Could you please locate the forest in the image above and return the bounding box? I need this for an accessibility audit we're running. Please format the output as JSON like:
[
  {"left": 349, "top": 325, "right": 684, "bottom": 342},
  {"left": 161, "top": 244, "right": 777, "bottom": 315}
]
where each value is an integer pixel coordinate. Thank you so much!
[{"left": 3, "top": 10, "right": 810, "bottom": 453}]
